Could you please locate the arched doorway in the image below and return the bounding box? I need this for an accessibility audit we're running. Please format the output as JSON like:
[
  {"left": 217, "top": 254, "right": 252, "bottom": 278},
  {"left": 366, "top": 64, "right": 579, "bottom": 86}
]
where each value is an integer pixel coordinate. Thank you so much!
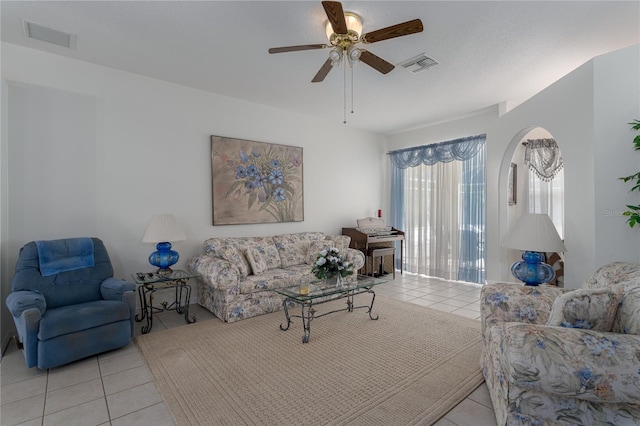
[{"left": 505, "top": 127, "right": 565, "bottom": 286}]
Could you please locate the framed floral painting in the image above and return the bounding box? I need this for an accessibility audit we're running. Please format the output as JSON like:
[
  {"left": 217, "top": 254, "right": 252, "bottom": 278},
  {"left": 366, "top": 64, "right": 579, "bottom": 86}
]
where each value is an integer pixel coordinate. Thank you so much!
[{"left": 211, "top": 135, "right": 304, "bottom": 225}]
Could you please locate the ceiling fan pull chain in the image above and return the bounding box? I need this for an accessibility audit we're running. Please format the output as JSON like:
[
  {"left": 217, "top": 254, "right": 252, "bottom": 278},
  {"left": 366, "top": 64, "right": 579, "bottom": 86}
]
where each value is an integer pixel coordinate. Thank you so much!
[
  {"left": 343, "top": 59, "right": 347, "bottom": 124},
  {"left": 351, "top": 64, "right": 355, "bottom": 115}
]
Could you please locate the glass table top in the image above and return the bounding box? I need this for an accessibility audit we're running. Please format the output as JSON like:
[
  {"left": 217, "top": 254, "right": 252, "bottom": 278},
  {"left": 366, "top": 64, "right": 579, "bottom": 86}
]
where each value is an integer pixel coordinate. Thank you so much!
[{"left": 273, "top": 274, "right": 388, "bottom": 302}]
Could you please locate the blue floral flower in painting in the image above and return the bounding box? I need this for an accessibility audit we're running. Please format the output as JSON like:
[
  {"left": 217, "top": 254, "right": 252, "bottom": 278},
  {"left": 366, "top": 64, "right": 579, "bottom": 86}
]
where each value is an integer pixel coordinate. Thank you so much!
[
  {"left": 254, "top": 174, "right": 267, "bottom": 187},
  {"left": 486, "top": 292, "right": 508, "bottom": 306},
  {"left": 219, "top": 143, "right": 302, "bottom": 223},
  {"left": 269, "top": 169, "right": 284, "bottom": 185},
  {"left": 273, "top": 188, "right": 285, "bottom": 202},
  {"left": 235, "top": 166, "right": 247, "bottom": 179},
  {"left": 246, "top": 164, "right": 258, "bottom": 177}
]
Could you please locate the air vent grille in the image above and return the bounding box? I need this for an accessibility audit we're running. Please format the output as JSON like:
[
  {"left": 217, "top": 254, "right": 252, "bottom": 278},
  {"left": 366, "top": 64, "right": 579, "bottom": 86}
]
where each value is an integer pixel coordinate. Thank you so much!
[
  {"left": 399, "top": 54, "right": 438, "bottom": 74},
  {"left": 23, "top": 21, "right": 76, "bottom": 49}
]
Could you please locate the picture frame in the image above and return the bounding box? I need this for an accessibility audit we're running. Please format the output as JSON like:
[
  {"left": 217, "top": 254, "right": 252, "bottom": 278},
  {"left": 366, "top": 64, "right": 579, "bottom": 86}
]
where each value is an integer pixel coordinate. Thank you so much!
[
  {"left": 211, "top": 135, "right": 304, "bottom": 225},
  {"left": 508, "top": 163, "right": 517, "bottom": 205}
]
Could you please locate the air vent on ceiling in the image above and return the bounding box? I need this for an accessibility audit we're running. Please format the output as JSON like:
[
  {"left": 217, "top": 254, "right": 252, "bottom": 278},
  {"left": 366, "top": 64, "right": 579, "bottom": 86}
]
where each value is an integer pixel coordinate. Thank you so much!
[
  {"left": 23, "top": 21, "right": 76, "bottom": 49},
  {"left": 399, "top": 53, "right": 438, "bottom": 74}
]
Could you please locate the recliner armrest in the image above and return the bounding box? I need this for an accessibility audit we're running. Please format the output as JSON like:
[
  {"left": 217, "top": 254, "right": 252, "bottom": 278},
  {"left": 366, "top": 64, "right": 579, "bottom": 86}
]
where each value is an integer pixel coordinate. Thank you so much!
[
  {"left": 101, "top": 278, "right": 136, "bottom": 301},
  {"left": 480, "top": 283, "right": 566, "bottom": 336},
  {"left": 6, "top": 290, "right": 46, "bottom": 317},
  {"left": 498, "top": 322, "right": 640, "bottom": 404}
]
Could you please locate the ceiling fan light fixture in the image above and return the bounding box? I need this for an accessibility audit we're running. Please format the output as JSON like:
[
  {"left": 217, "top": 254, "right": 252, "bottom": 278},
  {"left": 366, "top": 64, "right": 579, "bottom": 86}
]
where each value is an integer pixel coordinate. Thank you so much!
[
  {"left": 329, "top": 47, "right": 343, "bottom": 65},
  {"left": 325, "top": 12, "right": 362, "bottom": 40},
  {"left": 348, "top": 46, "right": 361, "bottom": 65}
]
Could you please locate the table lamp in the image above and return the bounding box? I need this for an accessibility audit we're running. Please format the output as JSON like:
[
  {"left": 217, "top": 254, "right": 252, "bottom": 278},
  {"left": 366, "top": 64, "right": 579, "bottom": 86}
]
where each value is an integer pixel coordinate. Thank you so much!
[
  {"left": 502, "top": 213, "right": 566, "bottom": 286},
  {"left": 142, "top": 214, "right": 186, "bottom": 276}
]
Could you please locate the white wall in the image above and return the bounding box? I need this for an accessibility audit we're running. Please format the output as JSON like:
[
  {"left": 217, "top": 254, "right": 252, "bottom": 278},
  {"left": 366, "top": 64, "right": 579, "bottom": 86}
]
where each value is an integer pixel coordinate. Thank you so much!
[
  {"left": 387, "top": 106, "right": 499, "bottom": 151},
  {"left": 487, "top": 45, "right": 640, "bottom": 288},
  {"left": 0, "top": 43, "right": 386, "bottom": 349}
]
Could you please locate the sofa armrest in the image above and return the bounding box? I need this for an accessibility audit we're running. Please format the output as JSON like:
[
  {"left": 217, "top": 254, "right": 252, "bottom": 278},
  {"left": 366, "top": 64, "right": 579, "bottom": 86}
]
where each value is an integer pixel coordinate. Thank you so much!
[
  {"left": 100, "top": 278, "right": 136, "bottom": 301},
  {"left": 187, "top": 254, "right": 241, "bottom": 291},
  {"left": 498, "top": 322, "right": 640, "bottom": 404},
  {"left": 345, "top": 248, "right": 365, "bottom": 271},
  {"left": 481, "top": 283, "right": 566, "bottom": 335}
]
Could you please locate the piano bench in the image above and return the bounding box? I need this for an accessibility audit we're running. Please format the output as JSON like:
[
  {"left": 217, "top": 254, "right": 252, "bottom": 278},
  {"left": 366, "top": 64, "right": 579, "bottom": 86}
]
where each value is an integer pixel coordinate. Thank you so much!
[{"left": 367, "top": 247, "right": 396, "bottom": 279}]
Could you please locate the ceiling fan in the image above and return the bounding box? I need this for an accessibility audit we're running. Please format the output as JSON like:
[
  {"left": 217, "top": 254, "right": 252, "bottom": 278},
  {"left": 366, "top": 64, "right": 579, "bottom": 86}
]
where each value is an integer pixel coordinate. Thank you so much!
[{"left": 268, "top": 1, "right": 424, "bottom": 83}]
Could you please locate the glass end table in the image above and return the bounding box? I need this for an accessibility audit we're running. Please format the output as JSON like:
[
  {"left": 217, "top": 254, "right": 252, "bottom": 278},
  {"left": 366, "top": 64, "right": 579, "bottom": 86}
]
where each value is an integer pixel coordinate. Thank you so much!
[{"left": 132, "top": 269, "right": 199, "bottom": 334}]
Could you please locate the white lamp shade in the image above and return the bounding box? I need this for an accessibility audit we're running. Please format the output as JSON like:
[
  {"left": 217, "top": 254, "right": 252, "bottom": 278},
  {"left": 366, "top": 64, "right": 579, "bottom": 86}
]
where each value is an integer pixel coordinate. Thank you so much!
[
  {"left": 502, "top": 213, "right": 566, "bottom": 253},
  {"left": 142, "top": 214, "right": 186, "bottom": 243}
]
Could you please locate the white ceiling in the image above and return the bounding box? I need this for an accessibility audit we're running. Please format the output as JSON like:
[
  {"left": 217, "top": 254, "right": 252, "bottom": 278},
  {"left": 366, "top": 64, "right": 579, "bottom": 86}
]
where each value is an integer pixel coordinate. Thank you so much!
[{"left": 2, "top": 1, "right": 639, "bottom": 135}]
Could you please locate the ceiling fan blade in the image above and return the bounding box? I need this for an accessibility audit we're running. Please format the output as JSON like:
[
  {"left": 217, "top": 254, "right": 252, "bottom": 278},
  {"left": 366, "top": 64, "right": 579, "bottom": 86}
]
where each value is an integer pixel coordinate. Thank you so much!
[
  {"left": 359, "top": 50, "right": 395, "bottom": 74},
  {"left": 322, "top": 1, "right": 348, "bottom": 34},
  {"left": 312, "top": 58, "right": 334, "bottom": 82},
  {"left": 268, "top": 44, "right": 327, "bottom": 54},
  {"left": 361, "top": 19, "right": 424, "bottom": 44}
]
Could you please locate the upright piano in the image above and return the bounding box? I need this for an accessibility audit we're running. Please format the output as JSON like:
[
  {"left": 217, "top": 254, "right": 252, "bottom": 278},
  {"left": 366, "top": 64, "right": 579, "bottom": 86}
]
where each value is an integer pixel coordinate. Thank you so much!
[{"left": 342, "top": 227, "right": 405, "bottom": 275}]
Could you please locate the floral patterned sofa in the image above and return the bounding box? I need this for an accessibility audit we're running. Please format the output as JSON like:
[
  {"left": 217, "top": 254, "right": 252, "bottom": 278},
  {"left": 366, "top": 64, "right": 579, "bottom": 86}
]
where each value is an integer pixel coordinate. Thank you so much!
[
  {"left": 480, "top": 262, "right": 640, "bottom": 425},
  {"left": 187, "top": 232, "right": 365, "bottom": 323}
]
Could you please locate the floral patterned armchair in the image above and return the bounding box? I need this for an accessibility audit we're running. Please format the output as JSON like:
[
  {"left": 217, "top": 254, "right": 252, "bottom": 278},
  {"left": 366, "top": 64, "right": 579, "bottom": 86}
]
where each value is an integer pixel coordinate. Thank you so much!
[{"left": 480, "top": 262, "right": 640, "bottom": 425}]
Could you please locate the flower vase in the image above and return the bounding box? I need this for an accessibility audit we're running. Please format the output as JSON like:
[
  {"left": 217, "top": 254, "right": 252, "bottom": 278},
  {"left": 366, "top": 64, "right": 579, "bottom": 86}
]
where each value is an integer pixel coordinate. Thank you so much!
[{"left": 336, "top": 274, "right": 344, "bottom": 289}]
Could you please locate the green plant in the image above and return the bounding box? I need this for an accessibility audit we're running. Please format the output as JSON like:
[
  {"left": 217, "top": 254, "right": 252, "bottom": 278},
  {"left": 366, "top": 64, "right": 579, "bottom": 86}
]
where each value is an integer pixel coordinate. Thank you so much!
[{"left": 619, "top": 119, "right": 640, "bottom": 228}]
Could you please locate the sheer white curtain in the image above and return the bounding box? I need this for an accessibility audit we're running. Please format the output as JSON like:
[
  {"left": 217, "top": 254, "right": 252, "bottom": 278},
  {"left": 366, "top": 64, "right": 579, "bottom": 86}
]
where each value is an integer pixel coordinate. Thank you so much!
[
  {"left": 528, "top": 168, "right": 564, "bottom": 238},
  {"left": 403, "top": 160, "right": 462, "bottom": 280}
]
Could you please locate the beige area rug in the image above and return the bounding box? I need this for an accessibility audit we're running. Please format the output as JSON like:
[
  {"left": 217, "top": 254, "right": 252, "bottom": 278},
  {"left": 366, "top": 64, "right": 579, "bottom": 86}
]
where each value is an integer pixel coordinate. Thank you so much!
[{"left": 136, "top": 295, "right": 484, "bottom": 426}]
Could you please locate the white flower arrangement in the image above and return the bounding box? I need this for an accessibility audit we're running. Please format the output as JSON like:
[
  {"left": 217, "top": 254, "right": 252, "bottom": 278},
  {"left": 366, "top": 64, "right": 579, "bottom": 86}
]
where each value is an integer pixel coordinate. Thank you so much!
[{"left": 311, "top": 247, "right": 354, "bottom": 280}]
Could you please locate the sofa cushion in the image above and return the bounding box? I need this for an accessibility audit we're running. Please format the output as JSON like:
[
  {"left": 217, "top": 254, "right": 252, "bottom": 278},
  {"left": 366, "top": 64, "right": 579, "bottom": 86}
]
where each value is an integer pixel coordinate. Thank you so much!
[
  {"left": 325, "top": 235, "right": 350, "bottom": 253},
  {"left": 251, "top": 239, "right": 282, "bottom": 270},
  {"left": 238, "top": 269, "right": 302, "bottom": 294},
  {"left": 219, "top": 245, "right": 251, "bottom": 277},
  {"left": 306, "top": 240, "right": 333, "bottom": 265},
  {"left": 612, "top": 288, "right": 640, "bottom": 335},
  {"left": 246, "top": 246, "right": 269, "bottom": 275},
  {"left": 306, "top": 239, "right": 350, "bottom": 265},
  {"left": 547, "top": 288, "right": 620, "bottom": 331},
  {"left": 273, "top": 233, "right": 325, "bottom": 268}
]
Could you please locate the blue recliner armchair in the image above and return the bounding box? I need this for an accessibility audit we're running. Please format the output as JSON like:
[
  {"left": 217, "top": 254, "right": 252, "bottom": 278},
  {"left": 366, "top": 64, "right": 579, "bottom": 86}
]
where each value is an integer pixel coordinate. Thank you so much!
[{"left": 5, "top": 237, "right": 136, "bottom": 369}]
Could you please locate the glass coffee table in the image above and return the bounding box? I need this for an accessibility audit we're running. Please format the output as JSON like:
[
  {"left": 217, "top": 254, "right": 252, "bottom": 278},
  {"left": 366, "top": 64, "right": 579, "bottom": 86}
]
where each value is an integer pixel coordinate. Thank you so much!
[{"left": 273, "top": 275, "right": 388, "bottom": 343}]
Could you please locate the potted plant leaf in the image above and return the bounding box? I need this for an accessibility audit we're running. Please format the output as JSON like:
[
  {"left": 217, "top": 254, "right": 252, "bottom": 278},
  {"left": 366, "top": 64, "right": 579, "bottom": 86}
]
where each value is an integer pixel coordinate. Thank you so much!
[{"left": 620, "top": 119, "right": 640, "bottom": 228}]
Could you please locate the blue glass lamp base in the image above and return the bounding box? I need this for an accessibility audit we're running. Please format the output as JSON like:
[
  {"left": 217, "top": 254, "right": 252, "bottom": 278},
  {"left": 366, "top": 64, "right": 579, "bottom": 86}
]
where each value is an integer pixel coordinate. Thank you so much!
[
  {"left": 149, "top": 241, "right": 179, "bottom": 276},
  {"left": 511, "top": 251, "right": 556, "bottom": 286}
]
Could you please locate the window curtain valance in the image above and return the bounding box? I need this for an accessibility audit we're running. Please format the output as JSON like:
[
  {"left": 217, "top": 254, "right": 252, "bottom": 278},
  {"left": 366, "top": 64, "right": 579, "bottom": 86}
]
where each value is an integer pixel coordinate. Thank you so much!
[
  {"left": 388, "top": 134, "right": 486, "bottom": 169},
  {"left": 524, "top": 138, "right": 564, "bottom": 182}
]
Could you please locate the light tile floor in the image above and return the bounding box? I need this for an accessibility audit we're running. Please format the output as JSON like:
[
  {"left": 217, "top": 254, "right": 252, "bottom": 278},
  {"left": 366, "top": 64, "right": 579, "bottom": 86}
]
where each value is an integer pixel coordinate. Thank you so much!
[{"left": 0, "top": 273, "right": 497, "bottom": 426}]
